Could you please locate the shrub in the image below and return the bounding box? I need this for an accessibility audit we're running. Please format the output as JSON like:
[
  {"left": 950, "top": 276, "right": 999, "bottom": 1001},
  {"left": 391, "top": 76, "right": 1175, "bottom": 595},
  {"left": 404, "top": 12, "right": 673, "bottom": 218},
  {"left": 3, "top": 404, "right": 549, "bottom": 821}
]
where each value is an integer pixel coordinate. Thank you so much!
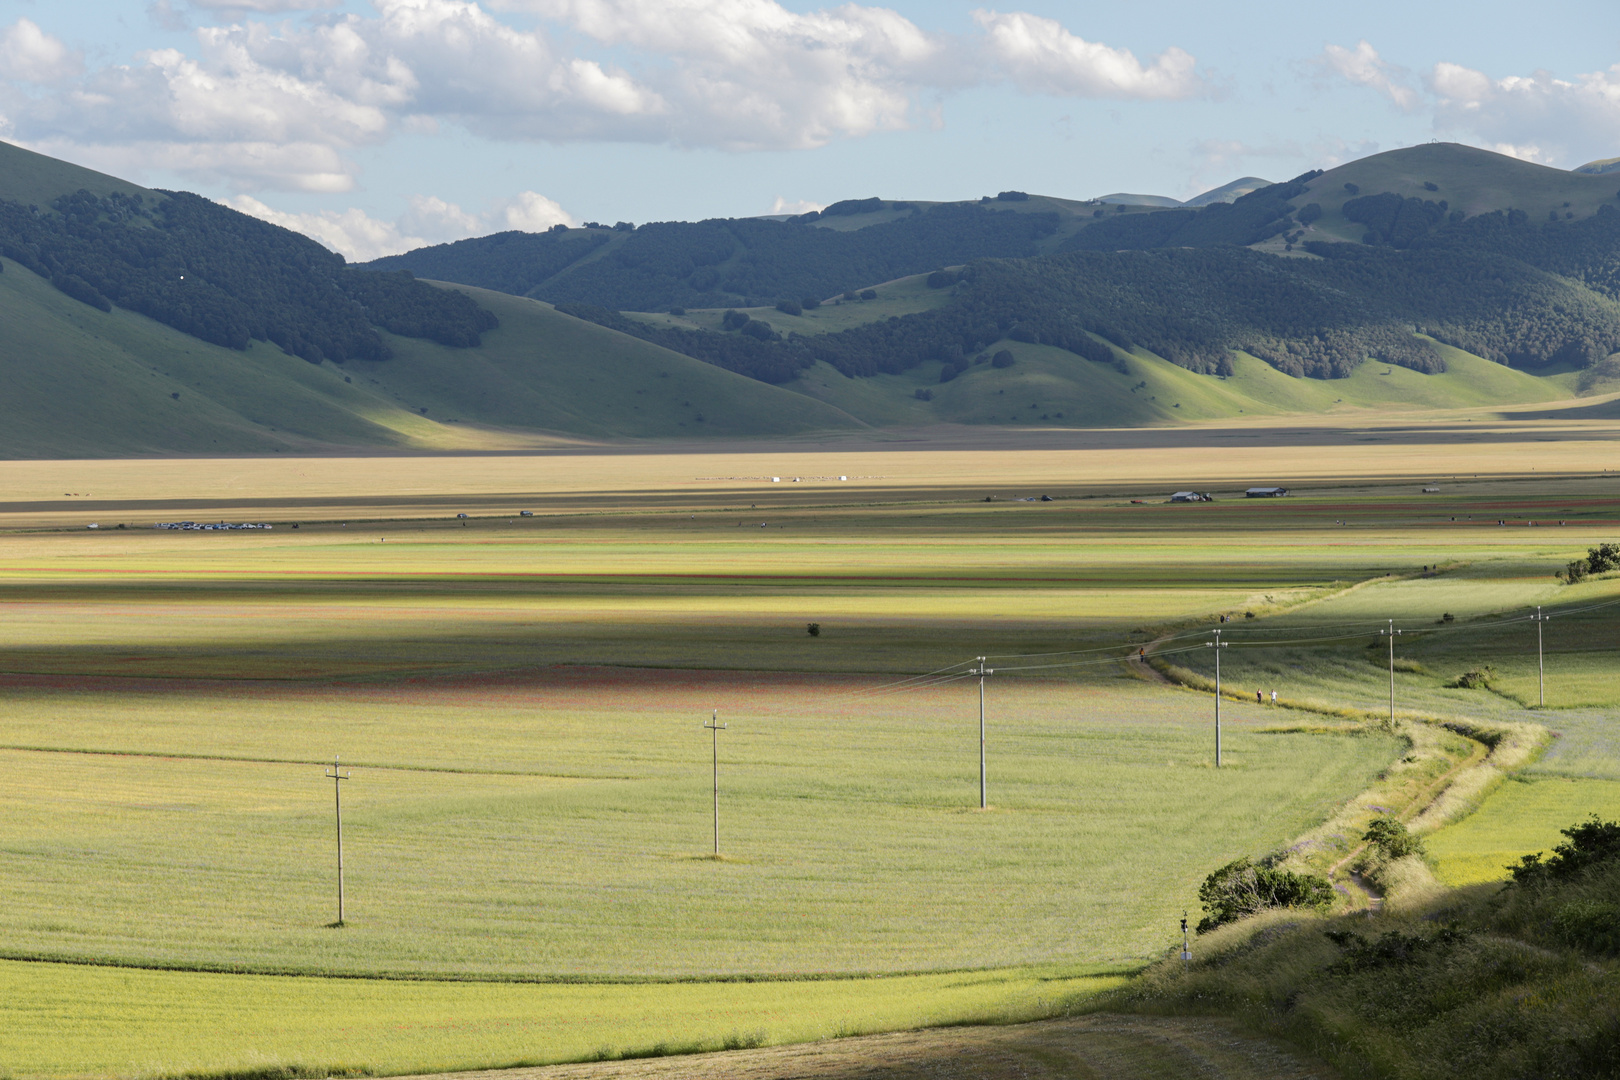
[
  {"left": 740, "top": 319, "right": 777, "bottom": 341},
  {"left": 1196, "top": 856, "right": 1334, "bottom": 933},
  {"left": 996, "top": 190, "right": 1030, "bottom": 201},
  {"left": 721, "top": 309, "right": 749, "bottom": 330},
  {"left": 1587, "top": 542, "right": 1620, "bottom": 573},
  {"left": 801, "top": 296, "right": 821, "bottom": 310},
  {"left": 668, "top": 307, "right": 685, "bottom": 316},
  {"left": 926, "top": 269, "right": 957, "bottom": 289},
  {"left": 1550, "top": 900, "right": 1620, "bottom": 954},
  {"left": 1438, "top": 612, "right": 1455, "bottom": 623},
  {"left": 776, "top": 299, "right": 803, "bottom": 316},
  {"left": 806, "top": 623, "right": 820, "bottom": 637},
  {"left": 1511, "top": 817, "right": 1620, "bottom": 885},
  {"left": 1449, "top": 666, "right": 1495, "bottom": 689},
  {"left": 991, "top": 349, "right": 1015, "bottom": 368},
  {"left": 1563, "top": 559, "right": 1589, "bottom": 584},
  {"left": 859, "top": 289, "right": 877, "bottom": 300},
  {"left": 1363, "top": 815, "right": 1425, "bottom": 858},
  {"left": 1297, "top": 203, "right": 1323, "bottom": 225},
  {"left": 913, "top": 388, "right": 933, "bottom": 401}
]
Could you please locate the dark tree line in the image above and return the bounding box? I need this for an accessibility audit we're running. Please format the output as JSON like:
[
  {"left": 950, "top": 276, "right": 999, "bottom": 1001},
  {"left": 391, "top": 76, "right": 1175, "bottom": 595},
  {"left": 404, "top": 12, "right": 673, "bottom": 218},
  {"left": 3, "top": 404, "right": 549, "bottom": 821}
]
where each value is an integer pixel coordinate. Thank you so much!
[
  {"left": 552, "top": 302, "right": 813, "bottom": 383},
  {"left": 370, "top": 202, "right": 1062, "bottom": 314},
  {"left": 0, "top": 189, "right": 498, "bottom": 363},
  {"left": 367, "top": 228, "right": 611, "bottom": 298},
  {"left": 1062, "top": 173, "right": 1322, "bottom": 252},
  {"left": 552, "top": 224, "right": 1620, "bottom": 384}
]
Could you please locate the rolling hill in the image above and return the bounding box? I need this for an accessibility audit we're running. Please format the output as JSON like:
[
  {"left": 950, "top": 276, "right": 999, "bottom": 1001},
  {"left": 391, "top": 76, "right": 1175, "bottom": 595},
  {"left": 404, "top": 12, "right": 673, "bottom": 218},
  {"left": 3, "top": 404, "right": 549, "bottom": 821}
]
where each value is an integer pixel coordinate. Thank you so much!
[{"left": 8, "top": 137, "right": 1620, "bottom": 456}]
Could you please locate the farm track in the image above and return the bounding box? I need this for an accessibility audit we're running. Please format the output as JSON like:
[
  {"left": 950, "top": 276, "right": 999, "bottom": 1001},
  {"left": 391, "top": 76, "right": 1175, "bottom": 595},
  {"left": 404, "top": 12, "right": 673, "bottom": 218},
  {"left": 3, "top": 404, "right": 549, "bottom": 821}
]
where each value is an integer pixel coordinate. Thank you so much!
[{"left": 403, "top": 1014, "right": 1341, "bottom": 1080}]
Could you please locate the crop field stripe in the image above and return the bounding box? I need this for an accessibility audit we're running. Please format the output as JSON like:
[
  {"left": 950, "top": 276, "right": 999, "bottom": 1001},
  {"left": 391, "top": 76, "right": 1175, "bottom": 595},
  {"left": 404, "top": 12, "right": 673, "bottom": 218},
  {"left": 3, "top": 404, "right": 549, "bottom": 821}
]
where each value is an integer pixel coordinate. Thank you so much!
[{"left": 0, "top": 745, "right": 626, "bottom": 779}]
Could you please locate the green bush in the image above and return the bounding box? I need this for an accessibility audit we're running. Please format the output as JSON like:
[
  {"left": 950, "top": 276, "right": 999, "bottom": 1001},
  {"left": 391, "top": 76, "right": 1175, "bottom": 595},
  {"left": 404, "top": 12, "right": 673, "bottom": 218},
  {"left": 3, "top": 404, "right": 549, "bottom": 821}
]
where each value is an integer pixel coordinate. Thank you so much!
[
  {"left": 1511, "top": 816, "right": 1620, "bottom": 885},
  {"left": 1450, "top": 666, "right": 1495, "bottom": 689},
  {"left": 1363, "top": 814, "right": 1425, "bottom": 858},
  {"left": 1195, "top": 856, "right": 1334, "bottom": 934}
]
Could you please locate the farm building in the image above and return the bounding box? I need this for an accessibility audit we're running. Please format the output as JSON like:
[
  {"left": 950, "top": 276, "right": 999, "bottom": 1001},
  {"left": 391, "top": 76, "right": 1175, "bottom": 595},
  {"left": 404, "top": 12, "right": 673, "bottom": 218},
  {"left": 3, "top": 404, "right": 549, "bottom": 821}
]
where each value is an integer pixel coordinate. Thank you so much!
[
  {"left": 1169, "top": 491, "right": 1213, "bottom": 502},
  {"left": 1245, "top": 487, "right": 1290, "bottom": 498}
]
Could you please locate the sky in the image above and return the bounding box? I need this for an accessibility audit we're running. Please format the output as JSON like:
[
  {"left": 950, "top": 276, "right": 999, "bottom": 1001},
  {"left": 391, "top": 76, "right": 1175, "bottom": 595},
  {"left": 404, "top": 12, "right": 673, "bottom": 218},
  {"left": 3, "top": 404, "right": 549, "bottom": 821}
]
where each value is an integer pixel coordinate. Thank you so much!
[{"left": 1, "top": 0, "right": 1617, "bottom": 260}]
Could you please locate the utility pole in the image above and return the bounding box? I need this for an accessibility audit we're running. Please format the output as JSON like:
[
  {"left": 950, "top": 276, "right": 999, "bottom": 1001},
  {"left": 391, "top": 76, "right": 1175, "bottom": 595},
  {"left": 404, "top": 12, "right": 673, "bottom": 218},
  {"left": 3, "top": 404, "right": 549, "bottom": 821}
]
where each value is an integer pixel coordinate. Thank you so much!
[
  {"left": 703, "top": 710, "right": 726, "bottom": 854},
  {"left": 1381, "top": 620, "right": 1402, "bottom": 726},
  {"left": 325, "top": 755, "right": 352, "bottom": 926},
  {"left": 972, "top": 657, "right": 993, "bottom": 808},
  {"left": 1205, "top": 631, "right": 1228, "bottom": 767},
  {"left": 1533, "top": 606, "right": 1548, "bottom": 707}
]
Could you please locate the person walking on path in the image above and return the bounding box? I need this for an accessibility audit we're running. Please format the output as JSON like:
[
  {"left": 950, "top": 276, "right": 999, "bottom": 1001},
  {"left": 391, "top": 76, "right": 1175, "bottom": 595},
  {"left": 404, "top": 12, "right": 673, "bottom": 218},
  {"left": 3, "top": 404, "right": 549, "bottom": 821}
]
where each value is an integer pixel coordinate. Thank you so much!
[
  {"left": 1256, "top": 689, "right": 1263, "bottom": 704},
  {"left": 1270, "top": 690, "right": 1277, "bottom": 704}
]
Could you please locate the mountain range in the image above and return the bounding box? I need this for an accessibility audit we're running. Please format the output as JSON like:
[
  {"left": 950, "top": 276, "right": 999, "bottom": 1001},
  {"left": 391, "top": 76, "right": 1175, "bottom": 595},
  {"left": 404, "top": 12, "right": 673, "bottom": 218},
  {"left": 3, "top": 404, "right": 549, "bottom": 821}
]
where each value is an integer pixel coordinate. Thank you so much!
[{"left": 4, "top": 138, "right": 1620, "bottom": 456}]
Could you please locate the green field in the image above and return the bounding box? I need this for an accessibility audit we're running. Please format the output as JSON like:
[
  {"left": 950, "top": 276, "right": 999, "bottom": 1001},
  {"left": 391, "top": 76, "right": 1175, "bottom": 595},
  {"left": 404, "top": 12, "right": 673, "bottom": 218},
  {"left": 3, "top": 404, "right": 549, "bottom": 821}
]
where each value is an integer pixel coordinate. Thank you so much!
[
  {"left": 4, "top": 448, "right": 1620, "bottom": 1076},
  {"left": 0, "top": 959, "right": 1122, "bottom": 1079}
]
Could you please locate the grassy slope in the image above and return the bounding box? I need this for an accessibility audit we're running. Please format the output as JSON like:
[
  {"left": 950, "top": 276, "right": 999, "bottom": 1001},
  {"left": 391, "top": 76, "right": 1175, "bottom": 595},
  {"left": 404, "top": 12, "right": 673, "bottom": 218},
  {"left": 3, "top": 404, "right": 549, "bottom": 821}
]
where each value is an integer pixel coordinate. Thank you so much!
[
  {"left": 1262, "top": 142, "right": 1620, "bottom": 251},
  {"left": 0, "top": 255, "right": 441, "bottom": 456},
  {"left": 0, "top": 262, "right": 863, "bottom": 455},
  {"left": 783, "top": 337, "right": 1569, "bottom": 429},
  {"left": 354, "top": 285, "right": 864, "bottom": 438},
  {"left": 0, "top": 139, "right": 156, "bottom": 207}
]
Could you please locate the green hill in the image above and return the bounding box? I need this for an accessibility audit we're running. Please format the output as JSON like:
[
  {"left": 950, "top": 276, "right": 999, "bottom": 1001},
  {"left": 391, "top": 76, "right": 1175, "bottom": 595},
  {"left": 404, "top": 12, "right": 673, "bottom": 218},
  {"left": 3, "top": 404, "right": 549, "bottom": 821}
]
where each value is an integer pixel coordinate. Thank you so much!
[
  {"left": 0, "top": 139, "right": 156, "bottom": 208},
  {"left": 0, "top": 254, "right": 862, "bottom": 457},
  {"left": 1273, "top": 142, "right": 1620, "bottom": 251}
]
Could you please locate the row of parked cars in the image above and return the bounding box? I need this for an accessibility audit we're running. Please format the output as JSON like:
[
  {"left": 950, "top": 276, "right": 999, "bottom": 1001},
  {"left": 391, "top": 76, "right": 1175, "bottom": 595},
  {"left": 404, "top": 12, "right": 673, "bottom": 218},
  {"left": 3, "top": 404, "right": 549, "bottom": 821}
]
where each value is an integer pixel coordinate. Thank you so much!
[{"left": 153, "top": 521, "right": 275, "bottom": 531}]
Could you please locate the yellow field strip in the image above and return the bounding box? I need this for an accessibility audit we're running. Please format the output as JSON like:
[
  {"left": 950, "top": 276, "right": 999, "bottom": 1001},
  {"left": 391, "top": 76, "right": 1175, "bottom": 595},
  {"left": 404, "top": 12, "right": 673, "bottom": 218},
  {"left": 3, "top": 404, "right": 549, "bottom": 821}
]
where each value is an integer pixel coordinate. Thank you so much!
[{"left": 0, "top": 960, "right": 1122, "bottom": 1080}]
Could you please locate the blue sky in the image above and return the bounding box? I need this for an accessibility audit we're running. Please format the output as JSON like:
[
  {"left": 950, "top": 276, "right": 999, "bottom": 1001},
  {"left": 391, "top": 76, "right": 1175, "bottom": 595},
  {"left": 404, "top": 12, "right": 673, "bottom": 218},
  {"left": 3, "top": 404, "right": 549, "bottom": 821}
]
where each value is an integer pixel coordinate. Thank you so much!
[{"left": 2, "top": 0, "right": 1616, "bottom": 258}]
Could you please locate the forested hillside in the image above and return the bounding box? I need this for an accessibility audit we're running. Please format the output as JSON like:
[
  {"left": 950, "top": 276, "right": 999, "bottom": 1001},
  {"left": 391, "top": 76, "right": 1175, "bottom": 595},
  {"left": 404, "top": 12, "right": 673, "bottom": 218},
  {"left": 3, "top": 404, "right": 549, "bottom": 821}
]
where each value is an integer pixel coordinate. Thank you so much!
[
  {"left": 0, "top": 172, "right": 499, "bottom": 364},
  {"left": 368, "top": 199, "right": 1065, "bottom": 312}
]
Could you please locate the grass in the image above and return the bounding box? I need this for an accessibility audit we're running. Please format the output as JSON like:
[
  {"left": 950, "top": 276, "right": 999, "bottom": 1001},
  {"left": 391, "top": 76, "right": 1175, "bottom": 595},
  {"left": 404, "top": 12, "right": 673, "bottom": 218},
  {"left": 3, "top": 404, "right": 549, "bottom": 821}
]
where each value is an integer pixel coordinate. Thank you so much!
[
  {"left": 0, "top": 958, "right": 1124, "bottom": 1079},
  {"left": 3, "top": 450, "right": 1620, "bottom": 1075},
  {"left": 0, "top": 676, "right": 1397, "bottom": 978},
  {"left": 1424, "top": 775, "right": 1620, "bottom": 885},
  {"left": 0, "top": 262, "right": 863, "bottom": 458},
  {"left": 1256, "top": 141, "right": 1620, "bottom": 251}
]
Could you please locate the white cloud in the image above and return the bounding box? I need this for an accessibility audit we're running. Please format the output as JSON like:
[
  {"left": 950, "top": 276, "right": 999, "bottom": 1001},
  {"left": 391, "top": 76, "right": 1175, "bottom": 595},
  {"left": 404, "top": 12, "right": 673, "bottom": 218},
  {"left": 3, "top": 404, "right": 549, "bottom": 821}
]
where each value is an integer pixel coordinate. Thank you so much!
[
  {"left": 973, "top": 10, "right": 1202, "bottom": 100},
  {"left": 1318, "top": 41, "right": 1418, "bottom": 112},
  {"left": 0, "top": 18, "right": 83, "bottom": 84},
  {"left": 6, "top": 2, "right": 1204, "bottom": 191},
  {"left": 187, "top": 0, "right": 339, "bottom": 10},
  {"left": 227, "top": 194, "right": 426, "bottom": 260},
  {"left": 1319, "top": 43, "right": 1620, "bottom": 167},
  {"left": 1428, "top": 61, "right": 1620, "bottom": 166},
  {"left": 496, "top": 190, "right": 573, "bottom": 231},
  {"left": 770, "top": 196, "right": 824, "bottom": 215},
  {"left": 498, "top": 0, "right": 949, "bottom": 149},
  {"left": 229, "top": 188, "right": 575, "bottom": 260}
]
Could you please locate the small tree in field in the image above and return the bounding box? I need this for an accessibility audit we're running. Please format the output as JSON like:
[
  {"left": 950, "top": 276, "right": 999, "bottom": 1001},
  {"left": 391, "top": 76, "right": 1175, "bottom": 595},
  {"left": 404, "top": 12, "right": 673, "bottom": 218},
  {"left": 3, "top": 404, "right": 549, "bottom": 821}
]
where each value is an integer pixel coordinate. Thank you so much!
[{"left": 1196, "top": 857, "right": 1333, "bottom": 933}]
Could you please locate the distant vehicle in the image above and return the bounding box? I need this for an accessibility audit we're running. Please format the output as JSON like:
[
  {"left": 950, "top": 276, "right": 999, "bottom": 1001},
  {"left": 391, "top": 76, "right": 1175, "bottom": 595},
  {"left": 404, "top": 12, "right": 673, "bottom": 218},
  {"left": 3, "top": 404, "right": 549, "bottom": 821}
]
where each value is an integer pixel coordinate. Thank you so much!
[
  {"left": 1245, "top": 487, "right": 1290, "bottom": 498},
  {"left": 1422, "top": 487, "right": 1440, "bottom": 493},
  {"left": 86, "top": 523, "right": 98, "bottom": 529},
  {"left": 519, "top": 510, "right": 534, "bottom": 517},
  {"left": 456, "top": 513, "right": 469, "bottom": 519},
  {"left": 1170, "top": 491, "right": 1213, "bottom": 503},
  {"left": 1039, "top": 495, "right": 1054, "bottom": 502}
]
